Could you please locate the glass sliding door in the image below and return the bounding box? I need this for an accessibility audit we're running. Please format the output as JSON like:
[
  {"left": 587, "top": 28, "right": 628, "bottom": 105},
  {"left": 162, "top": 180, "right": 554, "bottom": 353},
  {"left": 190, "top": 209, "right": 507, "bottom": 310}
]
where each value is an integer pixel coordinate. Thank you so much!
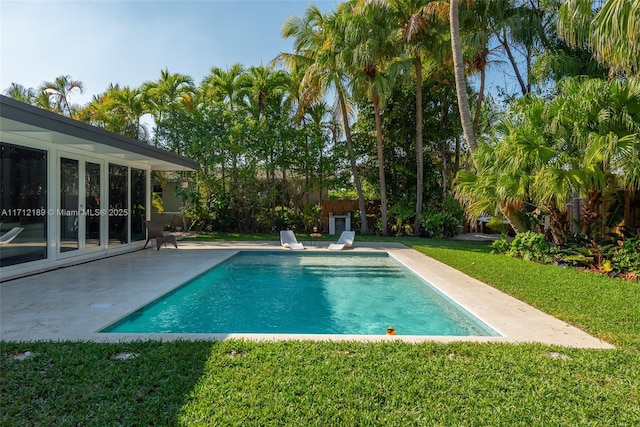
[
  {"left": 0, "top": 143, "right": 48, "bottom": 267},
  {"left": 108, "top": 164, "right": 129, "bottom": 245},
  {"left": 130, "top": 168, "right": 147, "bottom": 242},
  {"left": 85, "top": 162, "right": 101, "bottom": 248},
  {"left": 60, "top": 157, "right": 80, "bottom": 252}
]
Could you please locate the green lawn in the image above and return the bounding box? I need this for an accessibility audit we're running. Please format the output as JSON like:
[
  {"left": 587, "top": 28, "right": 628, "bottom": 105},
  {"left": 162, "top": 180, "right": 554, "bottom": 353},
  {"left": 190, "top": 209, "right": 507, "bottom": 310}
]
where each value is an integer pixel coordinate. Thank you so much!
[{"left": 2, "top": 236, "right": 639, "bottom": 425}]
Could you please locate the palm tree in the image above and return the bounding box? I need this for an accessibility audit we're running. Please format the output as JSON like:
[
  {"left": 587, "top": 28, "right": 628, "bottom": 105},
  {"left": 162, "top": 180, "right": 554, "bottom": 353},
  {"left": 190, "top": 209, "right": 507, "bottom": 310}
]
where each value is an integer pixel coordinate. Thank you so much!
[
  {"left": 199, "top": 64, "right": 252, "bottom": 194},
  {"left": 370, "top": 0, "right": 446, "bottom": 234},
  {"left": 279, "top": 4, "right": 369, "bottom": 232},
  {"left": 300, "top": 101, "right": 333, "bottom": 204},
  {"left": 454, "top": 117, "right": 534, "bottom": 239},
  {"left": 341, "top": 0, "right": 404, "bottom": 236},
  {"left": 76, "top": 93, "right": 113, "bottom": 129},
  {"left": 246, "top": 66, "right": 291, "bottom": 119},
  {"left": 3, "top": 83, "right": 37, "bottom": 105},
  {"left": 142, "top": 69, "right": 195, "bottom": 148},
  {"left": 558, "top": 0, "right": 640, "bottom": 76},
  {"left": 550, "top": 77, "right": 640, "bottom": 233},
  {"left": 245, "top": 66, "right": 293, "bottom": 187},
  {"left": 448, "top": 0, "right": 477, "bottom": 153},
  {"left": 458, "top": 76, "right": 640, "bottom": 244},
  {"left": 109, "top": 85, "right": 149, "bottom": 140},
  {"left": 200, "top": 64, "right": 250, "bottom": 111},
  {"left": 75, "top": 84, "right": 149, "bottom": 140},
  {"left": 39, "top": 75, "right": 84, "bottom": 116}
]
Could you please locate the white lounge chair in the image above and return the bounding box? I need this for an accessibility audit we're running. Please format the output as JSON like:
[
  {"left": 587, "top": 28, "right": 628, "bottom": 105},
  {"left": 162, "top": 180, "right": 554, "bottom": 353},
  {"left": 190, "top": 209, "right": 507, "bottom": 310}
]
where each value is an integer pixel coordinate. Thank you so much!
[
  {"left": 0, "top": 227, "right": 24, "bottom": 245},
  {"left": 280, "top": 230, "right": 305, "bottom": 250},
  {"left": 328, "top": 230, "right": 355, "bottom": 250}
]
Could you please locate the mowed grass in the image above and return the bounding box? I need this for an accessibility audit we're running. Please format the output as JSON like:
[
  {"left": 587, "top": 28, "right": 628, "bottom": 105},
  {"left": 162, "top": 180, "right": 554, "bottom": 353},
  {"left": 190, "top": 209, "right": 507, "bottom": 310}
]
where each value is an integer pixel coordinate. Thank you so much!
[{"left": 2, "top": 236, "right": 639, "bottom": 425}]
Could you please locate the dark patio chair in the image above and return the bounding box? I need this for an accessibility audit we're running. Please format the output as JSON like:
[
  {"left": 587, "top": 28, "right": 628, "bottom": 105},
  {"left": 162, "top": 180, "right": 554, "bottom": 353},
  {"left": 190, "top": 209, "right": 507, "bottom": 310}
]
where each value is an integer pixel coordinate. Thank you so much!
[{"left": 144, "top": 220, "right": 178, "bottom": 250}]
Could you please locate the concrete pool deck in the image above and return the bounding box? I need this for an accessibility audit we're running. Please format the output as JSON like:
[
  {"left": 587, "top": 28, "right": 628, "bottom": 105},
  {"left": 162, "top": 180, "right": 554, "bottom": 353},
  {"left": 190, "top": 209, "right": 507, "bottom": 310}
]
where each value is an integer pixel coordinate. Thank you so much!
[{"left": 0, "top": 241, "right": 613, "bottom": 349}]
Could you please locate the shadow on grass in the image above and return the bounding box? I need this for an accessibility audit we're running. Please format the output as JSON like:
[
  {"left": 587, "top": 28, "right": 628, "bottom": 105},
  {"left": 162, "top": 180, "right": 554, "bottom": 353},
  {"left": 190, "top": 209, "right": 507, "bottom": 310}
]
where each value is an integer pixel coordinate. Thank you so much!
[{"left": 0, "top": 340, "right": 219, "bottom": 425}]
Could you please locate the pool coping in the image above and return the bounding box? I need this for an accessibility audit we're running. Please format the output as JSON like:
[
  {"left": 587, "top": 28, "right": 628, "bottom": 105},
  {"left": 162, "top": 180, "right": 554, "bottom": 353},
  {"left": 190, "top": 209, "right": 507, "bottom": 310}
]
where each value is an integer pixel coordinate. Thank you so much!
[{"left": 0, "top": 241, "right": 614, "bottom": 349}]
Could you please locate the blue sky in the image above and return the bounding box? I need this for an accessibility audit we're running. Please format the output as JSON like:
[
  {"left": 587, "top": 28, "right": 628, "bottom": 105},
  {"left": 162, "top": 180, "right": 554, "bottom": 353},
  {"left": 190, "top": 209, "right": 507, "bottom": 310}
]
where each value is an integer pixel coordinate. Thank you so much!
[{"left": 1, "top": 0, "right": 337, "bottom": 106}]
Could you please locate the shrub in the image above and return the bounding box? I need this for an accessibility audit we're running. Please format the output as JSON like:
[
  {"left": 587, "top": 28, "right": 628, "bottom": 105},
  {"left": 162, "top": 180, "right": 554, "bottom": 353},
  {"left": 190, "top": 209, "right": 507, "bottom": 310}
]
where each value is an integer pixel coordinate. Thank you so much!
[
  {"left": 507, "top": 231, "right": 553, "bottom": 263},
  {"left": 389, "top": 203, "right": 415, "bottom": 236},
  {"left": 419, "top": 197, "right": 465, "bottom": 238},
  {"left": 490, "top": 234, "right": 510, "bottom": 254},
  {"left": 605, "top": 230, "right": 640, "bottom": 274}
]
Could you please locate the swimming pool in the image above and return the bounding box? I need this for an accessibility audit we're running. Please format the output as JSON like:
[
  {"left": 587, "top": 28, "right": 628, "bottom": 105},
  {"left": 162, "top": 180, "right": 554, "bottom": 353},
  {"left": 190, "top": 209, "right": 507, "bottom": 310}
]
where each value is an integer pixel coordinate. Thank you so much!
[{"left": 101, "top": 251, "right": 499, "bottom": 336}]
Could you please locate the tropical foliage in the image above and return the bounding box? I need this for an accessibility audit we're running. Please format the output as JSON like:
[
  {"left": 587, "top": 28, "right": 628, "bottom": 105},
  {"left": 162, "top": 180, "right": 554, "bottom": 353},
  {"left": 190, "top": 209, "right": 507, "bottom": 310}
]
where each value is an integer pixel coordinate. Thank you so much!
[{"left": 3, "top": 0, "right": 639, "bottom": 246}]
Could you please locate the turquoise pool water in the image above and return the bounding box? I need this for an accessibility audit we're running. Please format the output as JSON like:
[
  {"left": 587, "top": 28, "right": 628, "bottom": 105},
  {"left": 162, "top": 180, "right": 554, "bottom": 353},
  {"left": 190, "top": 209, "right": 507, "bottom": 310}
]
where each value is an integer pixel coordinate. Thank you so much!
[{"left": 102, "top": 251, "right": 498, "bottom": 336}]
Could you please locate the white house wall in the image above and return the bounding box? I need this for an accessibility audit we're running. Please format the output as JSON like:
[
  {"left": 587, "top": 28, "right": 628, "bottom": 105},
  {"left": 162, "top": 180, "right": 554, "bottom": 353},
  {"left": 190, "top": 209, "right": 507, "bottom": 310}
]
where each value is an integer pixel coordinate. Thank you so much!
[{"left": 1, "top": 136, "right": 152, "bottom": 281}]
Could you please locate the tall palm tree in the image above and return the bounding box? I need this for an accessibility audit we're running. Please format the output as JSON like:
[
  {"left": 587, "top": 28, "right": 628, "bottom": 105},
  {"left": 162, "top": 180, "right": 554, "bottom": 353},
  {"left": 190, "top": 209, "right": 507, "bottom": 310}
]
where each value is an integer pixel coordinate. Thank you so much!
[
  {"left": 245, "top": 66, "right": 293, "bottom": 185},
  {"left": 75, "top": 84, "right": 149, "bottom": 140},
  {"left": 279, "top": 5, "right": 369, "bottom": 232},
  {"left": 370, "top": 0, "right": 446, "bottom": 234},
  {"left": 559, "top": 0, "right": 640, "bottom": 76},
  {"left": 76, "top": 93, "right": 113, "bottom": 130},
  {"left": 200, "top": 64, "right": 252, "bottom": 191},
  {"left": 39, "top": 75, "right": 84, "bottom": 116},
  {"left": 341, "top": 0, "right": 404, "bottom": 236},
  {"left": 300, "top": 101, "right": 333, "bottom": 204},
  {"left": 448, "top": 0, "right": 477, "bottom": 153},
  {"left": 496, "top": 0, "right": 558, "bottom": 96}
]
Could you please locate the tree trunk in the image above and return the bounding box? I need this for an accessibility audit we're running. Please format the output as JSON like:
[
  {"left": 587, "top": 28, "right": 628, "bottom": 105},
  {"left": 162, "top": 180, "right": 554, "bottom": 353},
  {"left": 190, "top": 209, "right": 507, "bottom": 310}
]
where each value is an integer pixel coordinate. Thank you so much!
[
  {"left": 499, "top": 29, "right": 528, "bottom": 96},
  {"left": 373, "top": 93, "right": 388, "bottom": 236},
  {"left": 337, "top": 86, "right": 368, "bottom": 233},
  {"left": 572, "top": 193, "right": 581, "bottom": 234},
  {"left": 455, "top": 136, "right": 460, "bottom": 170},
  {"left": 582, "top": 190, "right": 602, "bottom": 236},
  {"left": 450, "top": 0, "right": 477, "bottom": 154},
  {"left": 499, "top": 203, "right": 528, "bottom": 235},
  {"left": 413, "top": 57, "right": 424, "bottom": 236},
  {"left": 472, "top": 62, "right": 485, "bottom": 136},
  {"left": 547, "top": 202, "right": 568, "bottom": 246}
]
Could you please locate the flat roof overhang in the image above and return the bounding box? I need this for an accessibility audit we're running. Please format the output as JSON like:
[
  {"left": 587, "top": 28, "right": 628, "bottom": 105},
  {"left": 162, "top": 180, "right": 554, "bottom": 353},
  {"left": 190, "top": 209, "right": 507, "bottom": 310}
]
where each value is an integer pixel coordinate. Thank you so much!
[{"left": 0, "top": 95, "right": 198, "bottom": 171}]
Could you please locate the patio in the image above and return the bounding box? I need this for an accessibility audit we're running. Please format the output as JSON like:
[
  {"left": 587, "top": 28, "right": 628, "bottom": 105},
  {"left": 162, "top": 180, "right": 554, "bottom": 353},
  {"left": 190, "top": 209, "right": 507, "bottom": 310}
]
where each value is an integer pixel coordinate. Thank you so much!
[{"left": 0, "top": 241, "right": 613, "bottom": 348}]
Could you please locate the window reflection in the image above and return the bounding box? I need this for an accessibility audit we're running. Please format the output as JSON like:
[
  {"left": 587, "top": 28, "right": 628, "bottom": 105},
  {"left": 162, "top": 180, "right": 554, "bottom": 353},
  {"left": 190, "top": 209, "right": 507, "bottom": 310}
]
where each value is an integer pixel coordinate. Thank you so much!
[
  {"left": 108, "top": 164, "right": 128, "bottom": 245},
  {"left": 85, "top": 162, "right": 101, "bottom": 248},
  {"left": 0, "top": 143, "right": 48, "bottom": 267},
  {"left": 130, "top": 168, "right": 146, "bottom": 242},
  {"left": 60, "top": 158, "right": 79, "bottom": 252}
]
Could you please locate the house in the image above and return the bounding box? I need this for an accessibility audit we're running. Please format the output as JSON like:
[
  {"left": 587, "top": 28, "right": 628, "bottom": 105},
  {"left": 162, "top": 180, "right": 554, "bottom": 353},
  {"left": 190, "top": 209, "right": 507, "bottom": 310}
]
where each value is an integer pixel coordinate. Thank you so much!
[{"left": 0, "top": 95, "right": 197, "bottom": 281}]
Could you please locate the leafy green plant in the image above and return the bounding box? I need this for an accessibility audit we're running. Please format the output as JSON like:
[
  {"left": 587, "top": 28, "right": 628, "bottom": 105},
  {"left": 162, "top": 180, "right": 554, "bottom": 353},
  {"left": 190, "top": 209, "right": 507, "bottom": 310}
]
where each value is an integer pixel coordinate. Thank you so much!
[
  {"left": 556, "top": 228, "right": 640, "bottom": 277},
  {"left": 507, "top": 231, "right": 553, "bottom": 263},
  {"left": 302, "top": 203, "right": 323, "bottom": 232},
  {"left": 490, "top": 233, "right": 510, "bottom": 254},
  {"left": 419, "top": 197, "right": 465, "bottom": 238},
  {"left": 605, "top": 229, "right": 640, "bottom": 274},
  {"left": 178, "top": 188, "right": 227, "bottom": 232},
  {"left": 486, "top": 217, "right": 509, "bottom": 234},
  {"left": 389, "top": 203, "right": 414, "bottom": 236},
  {"left": 271, "top": 206, "right": 301, "bottom": 231},
  {"left": 151, "top": 192, "right": 164, "bottom": 214}
]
